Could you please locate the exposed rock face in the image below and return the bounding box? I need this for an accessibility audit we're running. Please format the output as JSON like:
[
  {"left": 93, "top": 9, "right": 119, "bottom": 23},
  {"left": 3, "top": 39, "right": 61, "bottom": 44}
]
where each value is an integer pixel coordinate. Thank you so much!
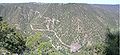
[
  {"left": 0, "top": 3, "right": 119, "bottom": 54},
  {"left": 70, "top": 42, "right": 81, "bottom": 52}
]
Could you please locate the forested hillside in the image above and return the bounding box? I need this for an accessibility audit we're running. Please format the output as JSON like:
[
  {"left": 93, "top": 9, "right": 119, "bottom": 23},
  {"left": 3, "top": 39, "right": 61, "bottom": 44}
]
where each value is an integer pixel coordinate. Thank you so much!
[{"left": 0, "top": 3, "right": 119, "bottom": 55}]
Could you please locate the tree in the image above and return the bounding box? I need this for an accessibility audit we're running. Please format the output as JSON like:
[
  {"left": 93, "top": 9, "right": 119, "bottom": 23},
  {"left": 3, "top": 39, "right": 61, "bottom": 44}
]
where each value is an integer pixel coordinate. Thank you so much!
[
  {"left": 105, "top": 28, "right": 119, "bottom": 55},
  {"left": 0, "top": 16, "right": 3, "bottom": 21},
  {"left": 0, "top": 17, "right": 27, "bottom": 54}
]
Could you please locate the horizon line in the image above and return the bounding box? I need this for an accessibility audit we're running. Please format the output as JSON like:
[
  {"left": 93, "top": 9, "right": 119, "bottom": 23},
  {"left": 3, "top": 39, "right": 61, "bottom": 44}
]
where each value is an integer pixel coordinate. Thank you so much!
[{"left": 0, "top": 2, "right": 119, "bottom": 5}]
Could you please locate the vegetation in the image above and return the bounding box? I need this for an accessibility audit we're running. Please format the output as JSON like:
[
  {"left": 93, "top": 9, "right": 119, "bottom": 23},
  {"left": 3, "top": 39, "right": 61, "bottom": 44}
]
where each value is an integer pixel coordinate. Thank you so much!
[
  {"left": 0, "top": 16, "right": 119, "bottom": 55},
  {"left": 0, "top": 17, "right": 27, "bottom": 54},
  {"left": 105, "top": 28, "right": 119, "bottom": 55},
  {"left": 25, "top": 32, "right": 64, "bottom": 55},
  {"left": 0, "top": 3, "right": 119, "bottom": 55},
  {"left": 0, "top": 17, "right": 65, "bottom": 55}
]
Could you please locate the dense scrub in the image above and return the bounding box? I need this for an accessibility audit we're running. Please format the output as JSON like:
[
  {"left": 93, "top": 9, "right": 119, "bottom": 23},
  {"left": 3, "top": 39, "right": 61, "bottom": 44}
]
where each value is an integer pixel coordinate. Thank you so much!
[
  {"left": 0, "top": 17, "right": 119, "bottom": 55},
  {"left": 105, "top": 28, "right": 119, "bottom": 55},
  {"left": 0, "top": 17, "right": 64, "bottom": 55},
  {"left": 0, "top": 17, "right": 27, "bottom": 54}
]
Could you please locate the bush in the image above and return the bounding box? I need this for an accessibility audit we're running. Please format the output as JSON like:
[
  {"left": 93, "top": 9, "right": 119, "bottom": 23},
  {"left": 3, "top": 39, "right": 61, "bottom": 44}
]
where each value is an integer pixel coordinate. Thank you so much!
[
  {"left": 0, "top": 17, "right": 27, "bottom": 54},
  {"left": 105, "top": 28, "right": 119, "bottom": 55}
]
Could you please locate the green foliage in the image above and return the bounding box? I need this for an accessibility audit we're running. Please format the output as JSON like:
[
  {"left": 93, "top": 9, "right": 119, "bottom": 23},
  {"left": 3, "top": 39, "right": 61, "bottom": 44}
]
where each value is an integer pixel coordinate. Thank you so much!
[
  {"left": 58, "top": 47, "right": 71, "bottom": 55},
  {"left": 105, "top": 28, "right": 119, "bottom": 55},
  {"left": 26, "top": 32, "right": 42, "bottom": 49},
  {"left": 0, "top": 17, "right": 27, "bottom": 54},
  {"left": 37, "top": 41, "right": 52, "bottom": 55},
  {"left": 25, "top": 32, "right": 54, "bottom": 55},
  {"left": 0, "top": 16, "right": 3, "bottom": 21},
  {"left": 25, "top": 32, "right": 65, "bottom": 55},
  {"left": 38, "top": 41, "right": 64, "bottom": 55},
  {"left": 49, "top": 52, "right": 64, "bottom": 55},
  {"left": 85, "top": 42, "right": 107, "bottom": 55},
  {"left": 85, "top": 28, "right": 119, "bottom": 55},
  {"left": 93, "top": 42, "right": 107, "bottom": 55}
]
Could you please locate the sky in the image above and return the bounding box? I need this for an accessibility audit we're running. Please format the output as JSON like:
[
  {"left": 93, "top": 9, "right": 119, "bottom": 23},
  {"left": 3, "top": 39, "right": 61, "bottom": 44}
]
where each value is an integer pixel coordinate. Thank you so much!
[{"left": 0, "top": 0, "right": 119, "bottom": 4}]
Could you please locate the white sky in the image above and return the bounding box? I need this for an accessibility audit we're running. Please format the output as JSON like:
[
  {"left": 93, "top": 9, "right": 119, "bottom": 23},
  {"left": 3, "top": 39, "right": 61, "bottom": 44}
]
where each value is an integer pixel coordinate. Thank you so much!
[{"left": 0, "top": 0, "right": 119, "bottom": 4}]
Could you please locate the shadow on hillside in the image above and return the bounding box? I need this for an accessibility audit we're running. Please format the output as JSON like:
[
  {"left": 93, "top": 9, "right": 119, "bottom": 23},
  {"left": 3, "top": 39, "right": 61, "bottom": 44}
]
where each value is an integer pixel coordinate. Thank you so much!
[{"left": 105, "top": 28, "right": 119, "bottom": 55}]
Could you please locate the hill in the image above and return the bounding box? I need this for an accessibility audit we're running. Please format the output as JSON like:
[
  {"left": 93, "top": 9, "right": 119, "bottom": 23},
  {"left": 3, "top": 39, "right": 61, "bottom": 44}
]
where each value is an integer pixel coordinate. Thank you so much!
[{"left": 0, "top": 3, "right": 119, "bottom": 55}]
